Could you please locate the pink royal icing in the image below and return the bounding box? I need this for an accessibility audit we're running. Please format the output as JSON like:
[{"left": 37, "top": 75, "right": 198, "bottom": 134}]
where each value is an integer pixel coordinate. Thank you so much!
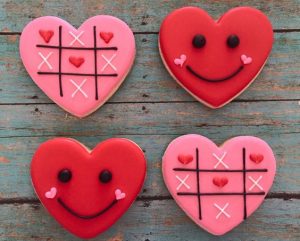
[
  {"left": 20, "top": 16, "right": 136, "bottom": 117},
  {"left": 162, "top": 134, "right": 276, "bottom": 235}
]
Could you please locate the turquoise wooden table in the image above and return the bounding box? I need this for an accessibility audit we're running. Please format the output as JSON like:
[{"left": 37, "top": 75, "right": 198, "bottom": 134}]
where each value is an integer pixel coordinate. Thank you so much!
[{"left": 0, "top": 1, "right": 299, "bottom": 240}]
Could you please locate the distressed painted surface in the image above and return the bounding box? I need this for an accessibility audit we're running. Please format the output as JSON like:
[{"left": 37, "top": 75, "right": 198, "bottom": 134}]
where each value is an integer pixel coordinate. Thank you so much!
[
  {"left": 0, "top": 133, "right": 299, "bottom": 199},
  {"left": 0, "top": 101, "right": 299, "bottom": 137},
  {"left": 0, "top": 0, "right": 300, "bottom": 32},
  {"left": 0, "top": 33, "right": 300, "bottom": 104},
  {"left": 0, "top": 199, "right": 299, "bottom": 241},
  {"left": 0, "top": 0, "right": 299, "bottom": 240}
]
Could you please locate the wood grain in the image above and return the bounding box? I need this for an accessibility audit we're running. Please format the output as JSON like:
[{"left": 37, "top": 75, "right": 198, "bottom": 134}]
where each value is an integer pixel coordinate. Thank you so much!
[
  {"left": 0, "top": 101, "right": 299, "bottom": 138},
  {"left": 0, "top": 0, "right": 300, "bottom": 32},
  {"left": 0, "top": 0, "right": 299, "bottom": 240},
  {"left": 0, "top": 199, "right": 299, "bottom": 241},
  {"left": 0, "top": 32, "right": 300, "bottom": 104},
  {"left": 0, "top": 131, "right": 299, "bottom": 199}
]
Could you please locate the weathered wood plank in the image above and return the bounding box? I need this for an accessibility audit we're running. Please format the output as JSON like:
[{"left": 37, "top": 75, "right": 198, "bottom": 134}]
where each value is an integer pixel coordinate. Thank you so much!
[
  {"left": 0, "top": 33, "right": 300, "bottom": 104},
  {"left": 1, "top": 0, "right": 300, "bottom": 32},
  {"left": 0, "top": 132, "right": 299, "bottom": 199},
  {"left": 0, "top": 199, "right": 299, "bottom": 241},
  {"left": 0, "top": 101, "right": 299, "bottom": 138}
]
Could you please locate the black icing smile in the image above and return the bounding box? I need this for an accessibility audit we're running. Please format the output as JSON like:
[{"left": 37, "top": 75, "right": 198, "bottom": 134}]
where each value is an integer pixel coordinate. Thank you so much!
[
  {"left": 186, "top": 65, "right": 244, "bottom": 82},
  {"left": 58, "top": 197, "right": 117, "bottom": 219}
]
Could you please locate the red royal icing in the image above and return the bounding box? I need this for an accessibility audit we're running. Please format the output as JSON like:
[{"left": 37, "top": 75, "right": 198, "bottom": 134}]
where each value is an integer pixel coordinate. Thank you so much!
[
  {"left": 250, "top": 154, "right": 264, "bottom": 164},
  {"left": 178, "top": 154, "right": 193, "bottom": 165},
  {"left": 31, "top": 138, "right": 146, "bottom": 239},
  {"left": 213, "top": 177, "right": 229, "bottom": 187},
  {"left": 39, "top": 30, "right": 54, "bottom": 43},
  {"left": 159, "top": 7, "right": 273, "bottom": 108},
  {"left": 100, "top": 32, "right": 114, "bottom": 43},
  {"left": 69, "top": 56, "right": 85, "bottom": 68}
]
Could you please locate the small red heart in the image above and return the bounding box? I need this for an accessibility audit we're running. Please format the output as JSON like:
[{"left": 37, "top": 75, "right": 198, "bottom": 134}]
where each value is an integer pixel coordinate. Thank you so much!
[
  {"left": 178, "top": 154, "right": 193, "bottom": 165},
  {"left": 100, "top": 32, "right": 114, "bottom": 44},
  {"left": 213, "top": 177, "right": 228, "bottom": 188},
  {"left": 69, "top": 56, "right": 85, "bottom": 68},
  {"left": 250, "top": 154, "right": 264, "bottom": 164},
  {"left": 39, "top": 30, "right": 54, "bottom": 43}
]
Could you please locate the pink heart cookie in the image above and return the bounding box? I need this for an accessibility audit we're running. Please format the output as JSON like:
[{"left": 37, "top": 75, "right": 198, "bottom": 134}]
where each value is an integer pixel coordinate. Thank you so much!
[
  {"left": 20, "top": 16, "right": 135, "bottom": 118},
  {"left": 162, "top": 134, "right": 276, "bottom": 235}
]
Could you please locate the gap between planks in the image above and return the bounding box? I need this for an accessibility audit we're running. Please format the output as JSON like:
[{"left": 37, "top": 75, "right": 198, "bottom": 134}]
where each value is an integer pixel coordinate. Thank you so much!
[
  {"left": 0, "top": 193, "right": 300, "bottom": 205},
  {"left": 0, "top": 29, "right": 300, "bottom": 35},
  {"left": 0, "top": 99, "right": 300, "bottom": 106}
]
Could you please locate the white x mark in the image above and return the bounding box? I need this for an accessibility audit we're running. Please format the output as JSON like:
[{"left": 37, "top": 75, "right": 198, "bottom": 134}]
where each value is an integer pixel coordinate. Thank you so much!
[
  {"left": 248, "top": 175, "right": 264, "bottom": 191},
  {"left": 69, "top": 31, "right": 85, "bottom": 46},
  {"left": 214, "top": 203, "right": 231, "bottom": 219},
  {"left": 176, "top": 175, "right": 190, "bottom": 191},
  {"left": 70, "top": 79, "right": 88, "bottom": 98},
  {"left": 38, "top": 52, "right": 53, "bottom": 70},
  {"left": 101, "top": 54, "right": 117, "bottom": 72},
  {"left": 213, "top": 152, "right": 229, "bottom": 169}
]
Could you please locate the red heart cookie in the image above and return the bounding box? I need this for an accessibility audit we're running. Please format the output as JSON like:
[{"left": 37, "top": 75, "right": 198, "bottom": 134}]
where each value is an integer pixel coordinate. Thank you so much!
[
  {"left": 159, "top": 7, "right": 273, "bottom": 108},
  {"left": 31, "top": 138, "right": 146, "bottom": 238}
]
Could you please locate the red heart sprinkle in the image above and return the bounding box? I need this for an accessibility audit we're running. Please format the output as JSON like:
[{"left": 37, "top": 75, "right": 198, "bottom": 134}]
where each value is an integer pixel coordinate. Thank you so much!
[
  {"left": 250, "top": 154, "right": 264, "bottom": 164},
  {"left": 69, "top": 56, "right": 85, "bottom": 68},
  {"left": 100, "top": 32, "right": 114, "bottom": 44},
  {"left": 213, "top": 177, "right": 228, "bottom": 188},
  {"left": 177, "top": 154, "right": 193, "bottom": 165},
  {"left": 39, "top": 30, "right": 54, "bottom": 43}
]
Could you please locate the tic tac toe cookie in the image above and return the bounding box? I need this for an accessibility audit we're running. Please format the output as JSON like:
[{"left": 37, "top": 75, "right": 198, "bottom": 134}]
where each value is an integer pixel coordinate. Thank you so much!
[
  {"left": 159, "top": 7, "right": 274, "bottom": 108},
  {"left": 20, "top": 16, "right": 135, "bottom": 117},
  {"left": 31, "top": 138, "right": 146, "bottom": 238},
  {"left": 162, "top": 134, "right": 276, "bottom": 235}
]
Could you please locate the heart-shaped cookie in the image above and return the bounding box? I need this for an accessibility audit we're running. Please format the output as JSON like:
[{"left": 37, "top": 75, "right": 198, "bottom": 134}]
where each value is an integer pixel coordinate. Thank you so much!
[
  {"left": 31, "top": 138, "right": 146, "bottom": 238},
  {"left": 159, "top": 7, "right": 273, "bottom": 108},
  {"left": 162, "top": 134, "right": 276, "bottom": 235},
  {"left": 20, "top": 16, "right": 135, "bottom": 117}
]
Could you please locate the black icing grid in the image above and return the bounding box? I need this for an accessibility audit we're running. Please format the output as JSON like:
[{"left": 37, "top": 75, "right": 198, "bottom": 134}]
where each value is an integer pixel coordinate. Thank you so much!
[
  {"left": 36, "top": 26, "right": 118, "bottom": 99},
  {"left": 173, "top": 148, "right": 268, "bottom": 220}
]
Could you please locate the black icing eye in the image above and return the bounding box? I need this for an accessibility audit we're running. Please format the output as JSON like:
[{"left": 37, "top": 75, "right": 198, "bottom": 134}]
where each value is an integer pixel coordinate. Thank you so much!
[
  {"left": 58, "top": 169, "right": 72, "bottom": 183},
  {"left": 99, "top": 170, "right": 112, "bottom": 183},
  {"left": 192, "top": 34, "right": 206, "bottom": 48},
  {"left": 227, "top": 35, "right": 240, "bottom": 48}
]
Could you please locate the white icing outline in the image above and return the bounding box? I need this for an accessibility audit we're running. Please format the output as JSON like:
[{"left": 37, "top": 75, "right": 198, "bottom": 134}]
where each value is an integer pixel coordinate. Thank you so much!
[
  {"left": 69, "top": 31, "right": 85, "bottom": 46},
  {"left": 214, "top": 203, "right": 231, "bottom": 219},
  {"left": 212, "top": 152, "right": 229, "bottom": 169},
  {"left": 176, "top": 175, "right": 190, "bottom": 191},
  {"left": 101, "top": 54, "right": 117, "bottom": 72},
  {"left": 38, "top": 52, "right": 53, "bottom": 70},
  {"left": 70, "top": 78, "right": 88, "bottom": 98},
  {"left": 248, "top": 175, "right": 264, "bottom": 191}
]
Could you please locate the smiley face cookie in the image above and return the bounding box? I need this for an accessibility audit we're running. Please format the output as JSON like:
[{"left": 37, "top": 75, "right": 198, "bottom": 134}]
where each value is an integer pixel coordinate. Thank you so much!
[
  {"left": 159, "top": 7, "right": 274, "bottom": 108},
  {"left": 162, "top": 134, "right": 276, "bottom": 235},
  {"left": 31, "top": 138, "right": 146, "bottom": 238},
  {"left": 20, "top": 16, "right": 135, "bottom": 117}
]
